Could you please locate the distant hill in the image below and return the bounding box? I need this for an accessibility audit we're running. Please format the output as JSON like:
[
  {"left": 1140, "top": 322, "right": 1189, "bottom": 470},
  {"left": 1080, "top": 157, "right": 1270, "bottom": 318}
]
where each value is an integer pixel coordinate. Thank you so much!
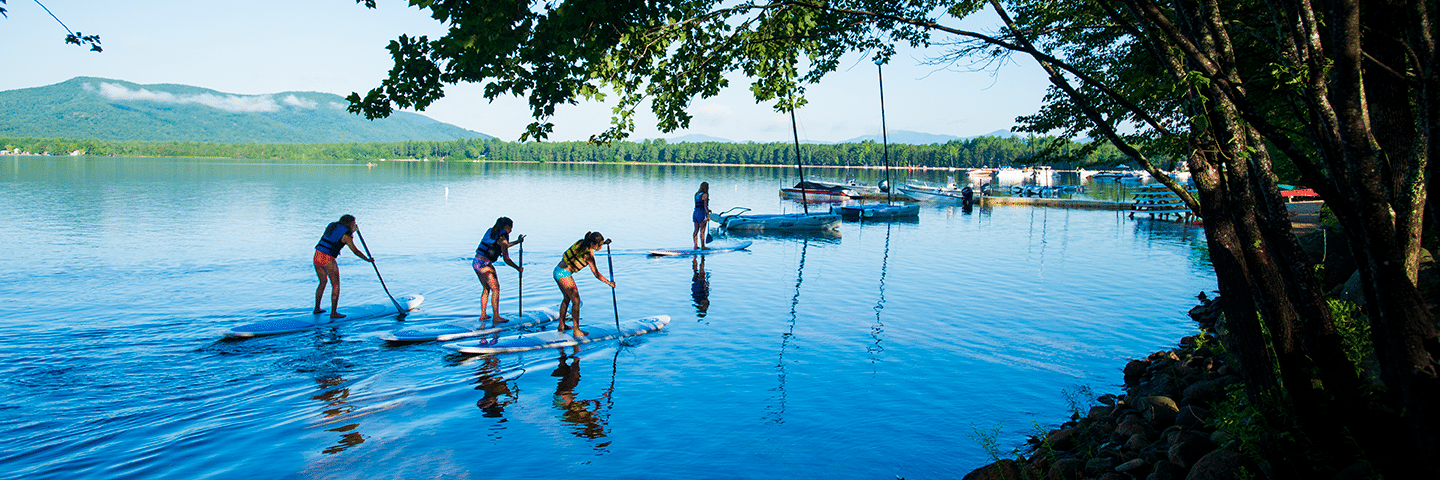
[
  {"left": 666, "top": 134, "right": 735, "bottom": 143},
  {"left": 0, "top": 77, "right": 492, "bottom": 143},
  {"left": 841, "top": 129, "right": 1016, "bottom": 144}
]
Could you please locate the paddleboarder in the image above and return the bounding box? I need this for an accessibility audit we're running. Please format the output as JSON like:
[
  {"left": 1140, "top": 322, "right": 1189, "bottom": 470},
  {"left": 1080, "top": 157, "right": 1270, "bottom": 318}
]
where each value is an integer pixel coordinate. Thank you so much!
[
  {"left": 553, "top": 232, "right": 616, "bottom": 336},
  {"left": 313, "top": 214, "right": 373, "bottom": 319},
  {"left": 692, "top": 182, "right": 711, "bottom": 250},
  {"left": 474, "top": 217, "right": 524, "bottom": 323}
]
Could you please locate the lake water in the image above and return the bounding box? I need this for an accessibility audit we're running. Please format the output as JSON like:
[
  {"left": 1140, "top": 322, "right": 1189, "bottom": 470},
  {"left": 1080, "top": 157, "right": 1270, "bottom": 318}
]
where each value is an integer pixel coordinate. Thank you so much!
[{"left": 0, "top": 157, "right": 1214, "bottom": 479}]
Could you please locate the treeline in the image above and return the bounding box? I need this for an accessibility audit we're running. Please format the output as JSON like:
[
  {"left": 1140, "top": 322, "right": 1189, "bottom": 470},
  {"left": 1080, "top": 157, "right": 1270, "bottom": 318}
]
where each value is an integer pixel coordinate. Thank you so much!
[{"left": 0, "top": 134, "right": 1152, "bottom": 168}]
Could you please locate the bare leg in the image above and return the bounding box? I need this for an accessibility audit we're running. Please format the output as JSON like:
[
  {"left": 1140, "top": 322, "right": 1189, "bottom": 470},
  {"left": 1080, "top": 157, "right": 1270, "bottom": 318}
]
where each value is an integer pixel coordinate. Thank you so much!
[
  {"left": 478, "top": 266, "right": 505, "bottom": 323},
  {"left": 556, "top": 276, "right": 586, "bottom": 336},
  {"left": 327, "top": 268, "right": 343, "bottom": 319},
  {"left": 692, "top": 221, "right": 703, "bottom": 249},
  {"left": 314, "top": 265, "right": 328, "bottom": 314}
]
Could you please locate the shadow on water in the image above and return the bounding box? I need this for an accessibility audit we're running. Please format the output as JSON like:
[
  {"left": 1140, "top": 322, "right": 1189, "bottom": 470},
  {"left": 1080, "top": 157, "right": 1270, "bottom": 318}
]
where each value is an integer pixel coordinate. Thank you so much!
[{"left": 766, "top": 238, "right": 809, "bottom": 425}]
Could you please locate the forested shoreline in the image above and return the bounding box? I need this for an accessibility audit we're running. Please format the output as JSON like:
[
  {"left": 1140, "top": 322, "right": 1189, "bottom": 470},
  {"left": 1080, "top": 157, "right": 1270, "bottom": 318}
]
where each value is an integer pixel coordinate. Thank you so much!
[{"left": 0, "top": 134, "right": 1145, "bottom": 169}]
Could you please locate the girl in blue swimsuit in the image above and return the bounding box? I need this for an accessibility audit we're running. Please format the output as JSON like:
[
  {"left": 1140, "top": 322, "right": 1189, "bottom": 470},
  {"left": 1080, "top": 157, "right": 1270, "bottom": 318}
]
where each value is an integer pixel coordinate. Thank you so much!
[{"left": 553, "top": 232, "right": 615, "bottom": 336}]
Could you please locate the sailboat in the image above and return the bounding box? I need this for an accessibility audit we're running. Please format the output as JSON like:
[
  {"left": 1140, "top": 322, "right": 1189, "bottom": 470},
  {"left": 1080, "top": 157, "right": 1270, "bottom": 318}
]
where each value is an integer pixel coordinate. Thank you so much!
[
  {"left": 711, "top": 94, "right": 842, "bottom": 233},
  {"left": 832, "top": 60, "right": 919, "bottom": 220}
]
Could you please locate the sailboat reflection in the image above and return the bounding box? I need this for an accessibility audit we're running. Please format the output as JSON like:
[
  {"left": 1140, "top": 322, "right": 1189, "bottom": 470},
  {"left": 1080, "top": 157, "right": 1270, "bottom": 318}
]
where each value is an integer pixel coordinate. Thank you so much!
[
  {"left": 551, "top": 347, "right": 614, "bottom": 445},
  {"left": 692, "top": 256, "right": 710, "bottom": 317},
  {"left": 868, "top": 222, "right": 893, "bottom": 367},
  {"left": 766, "top": 238, "right": 809, "bottom": 424}
]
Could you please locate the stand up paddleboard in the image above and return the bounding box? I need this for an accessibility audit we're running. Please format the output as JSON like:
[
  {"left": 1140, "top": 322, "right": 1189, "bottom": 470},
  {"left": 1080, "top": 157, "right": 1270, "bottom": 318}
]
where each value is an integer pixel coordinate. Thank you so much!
[
  {"left": 442, "top": 315, "right": 671, "bottom": 354},
  {"left": 647, "top": 241, "right": 752, "bottom": 257},
  {"left": 224, "top": 294, "right": 424, "bottom": 338},
  {"left": 380, "top": 304, "right": 562, "bottom": 343}
]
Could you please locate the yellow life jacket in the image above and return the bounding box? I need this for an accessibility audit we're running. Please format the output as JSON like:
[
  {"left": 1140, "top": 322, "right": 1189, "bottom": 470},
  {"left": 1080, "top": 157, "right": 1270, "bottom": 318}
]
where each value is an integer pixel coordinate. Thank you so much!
[{"left": 561, "top": 240, "right": 591, "bottom": 272}]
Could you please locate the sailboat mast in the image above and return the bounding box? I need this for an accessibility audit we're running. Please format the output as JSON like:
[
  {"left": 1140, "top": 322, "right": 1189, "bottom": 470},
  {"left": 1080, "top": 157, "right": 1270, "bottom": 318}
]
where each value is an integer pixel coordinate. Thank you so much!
[
  {"left": 790, "top": 107, "right": 809, "bottom": 214},
  {"left": 877, "top": 60, "right": 892, "bottom": 203}
]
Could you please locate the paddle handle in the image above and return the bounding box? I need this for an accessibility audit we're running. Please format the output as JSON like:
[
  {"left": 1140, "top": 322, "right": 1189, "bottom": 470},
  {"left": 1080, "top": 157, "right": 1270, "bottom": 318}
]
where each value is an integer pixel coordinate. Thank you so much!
[
  {"left": 606, "top": 243, "right": 619, "bottom": 330},
  {"left": 355, "top": 229, "right": 404, "bottom": 316},
  {"left": 517, "top": 237, "right": 524, "bottom": 319}
]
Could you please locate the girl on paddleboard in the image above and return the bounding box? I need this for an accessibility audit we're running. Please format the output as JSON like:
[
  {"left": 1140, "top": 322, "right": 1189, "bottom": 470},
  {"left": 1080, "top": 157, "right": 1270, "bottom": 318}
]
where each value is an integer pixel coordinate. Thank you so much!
[
  {"left": 474, "top": 217, "right": 524, "bottom": 323},
  {"left": 553, "top": 232, "right": 615, "bottom": 336},
  {"left": 313, "top": 214, "right": 372, "bottom": 319},
  {"left": 692, "top": 182, "right": 711, "bottom": 250}
]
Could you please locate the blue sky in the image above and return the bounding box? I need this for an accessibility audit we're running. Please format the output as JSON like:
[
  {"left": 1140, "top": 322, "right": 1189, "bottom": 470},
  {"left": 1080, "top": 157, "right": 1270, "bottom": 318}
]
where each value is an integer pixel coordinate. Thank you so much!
[{"left": 0, "top": 0, "right": 1052, "bottom": 143}]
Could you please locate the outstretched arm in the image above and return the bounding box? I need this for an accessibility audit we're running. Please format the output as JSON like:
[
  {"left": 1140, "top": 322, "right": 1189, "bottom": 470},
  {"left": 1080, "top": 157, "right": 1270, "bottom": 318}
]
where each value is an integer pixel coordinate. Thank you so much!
[
  {"left": 500, "top": 236, "right": 523, "bottom": 272},
  {"left": 343, "top": 234, "right": 372, "bottom": 262},
  {"left": 587, "top": 254, "right": 614, "bottom": 288}
]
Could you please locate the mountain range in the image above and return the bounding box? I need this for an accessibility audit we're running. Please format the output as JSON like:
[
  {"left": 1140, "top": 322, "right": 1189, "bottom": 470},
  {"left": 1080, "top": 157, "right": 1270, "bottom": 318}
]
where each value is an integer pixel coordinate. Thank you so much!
[{"left": 0, "top": 77, "right": 491, "bottom": 143}]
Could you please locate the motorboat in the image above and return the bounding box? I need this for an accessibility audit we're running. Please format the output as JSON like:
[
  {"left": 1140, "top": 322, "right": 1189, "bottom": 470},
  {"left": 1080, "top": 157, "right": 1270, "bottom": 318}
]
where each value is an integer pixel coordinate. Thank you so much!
[
  {"left": 780, "top": 181, "right": 858, "bottom": 202},
  {"left": 710, "top": 207, "right": 841, "bottom": 232}
]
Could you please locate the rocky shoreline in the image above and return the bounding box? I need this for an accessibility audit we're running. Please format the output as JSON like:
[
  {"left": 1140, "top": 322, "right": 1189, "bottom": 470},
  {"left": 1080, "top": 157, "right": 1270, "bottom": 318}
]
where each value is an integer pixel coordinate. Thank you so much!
[{"left": 961, "top": 295, "right": 1336, "bottom": 480}]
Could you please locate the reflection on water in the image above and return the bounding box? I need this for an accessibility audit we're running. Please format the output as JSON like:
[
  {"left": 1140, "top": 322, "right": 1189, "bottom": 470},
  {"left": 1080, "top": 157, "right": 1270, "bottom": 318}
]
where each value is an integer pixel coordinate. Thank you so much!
[
  {"left": 473, "top": 356, "right": 516, "bottom": 418},
  {"left": 551, "top": 347, "right": 612, "bottom": 448},
  {"left": 691, "top": 257, "right": 710, "bottom": 317},
  {"left": 312, "top": 374, "right": 366, "bottom": 455},
  {"left": 869, "top": 223, "right": 892, "bottom": 366},
  {"left": 767, "top": 238, "right": 809, "bottom": 425}
]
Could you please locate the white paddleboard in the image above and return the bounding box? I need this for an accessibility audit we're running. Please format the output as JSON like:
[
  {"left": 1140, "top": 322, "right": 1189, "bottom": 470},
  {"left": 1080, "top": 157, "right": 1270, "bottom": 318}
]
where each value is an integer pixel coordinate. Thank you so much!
[
  {"left": 224, "top": 294, "right": 424, "bottom": 338},
  {"left": 442, "top": 315, "right": 671, "bottom": 354},
  {"left": 647, "top": 241, "right": 753, "bottom": 257},
  {"left": 380, "top": 304, "right": 562, "bottom": 342}
]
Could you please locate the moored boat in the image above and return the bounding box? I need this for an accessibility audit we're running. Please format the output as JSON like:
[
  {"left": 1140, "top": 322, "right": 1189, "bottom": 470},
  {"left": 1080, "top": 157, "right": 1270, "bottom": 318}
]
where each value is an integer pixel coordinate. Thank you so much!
[{"left": 710, "top": 207, "right": 841, "bottom": 231}]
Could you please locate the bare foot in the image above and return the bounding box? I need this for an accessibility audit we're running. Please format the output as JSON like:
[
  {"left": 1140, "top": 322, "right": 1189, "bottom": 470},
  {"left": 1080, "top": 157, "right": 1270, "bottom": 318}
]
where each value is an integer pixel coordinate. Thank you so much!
[
  {"left": 492, "top": 317, "right": 509, "bottom": 324},
  {"left": 330, "top": 313, "right": 346, "bottom": 319},
  {"left": 313, "top": 308, "right": 326, "bottom": 314},
  {"left": 572, "top": 328, "right": 589, "bottom": 336},
  {"left": 478, "top": 315, "right": 490, "bottom": 322}
]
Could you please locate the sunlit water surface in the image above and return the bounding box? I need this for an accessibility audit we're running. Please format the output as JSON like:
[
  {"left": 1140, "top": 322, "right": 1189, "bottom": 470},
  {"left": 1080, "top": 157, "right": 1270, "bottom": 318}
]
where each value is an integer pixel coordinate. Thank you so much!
[{"left": 0, "top": 157, "right": 1213, "bottom": 479}]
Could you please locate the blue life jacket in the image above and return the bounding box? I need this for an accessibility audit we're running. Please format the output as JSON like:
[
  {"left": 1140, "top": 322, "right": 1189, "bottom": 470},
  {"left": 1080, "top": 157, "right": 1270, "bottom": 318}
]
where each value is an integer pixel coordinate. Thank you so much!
[
  {"left": 476, "top": 227, "right": 507, "bottom": 261},
  {"left": 315, "top": 222, "right": 350, "bottom": 256},
  {"left": 695, "top": 191, "right": 706, "bottom": 209}
]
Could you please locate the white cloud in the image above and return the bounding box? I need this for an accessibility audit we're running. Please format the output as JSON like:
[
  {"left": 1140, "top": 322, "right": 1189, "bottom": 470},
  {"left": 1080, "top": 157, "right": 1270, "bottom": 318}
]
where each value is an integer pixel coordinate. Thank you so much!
[
  {"left": 90, "top": 82, "right": 279, "bottom": 113},
  {"left": 282, "top": 94, "right": 317, "bottom": 109}
]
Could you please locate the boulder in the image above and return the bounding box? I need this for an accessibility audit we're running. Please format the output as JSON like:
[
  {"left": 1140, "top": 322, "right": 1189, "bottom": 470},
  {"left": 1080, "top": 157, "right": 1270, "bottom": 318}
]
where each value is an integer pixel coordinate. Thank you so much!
[
  {"left": 1184, "top": 449, "right": 1257, "bottom": 480},
  {"left": 1046, "top": 427, "right": 1078, "bottom": 451},
  {"left": 1175, "top": 406, "right": 1212, "bottom": 429},
  {"left": 1115, "top": 458, "right": 1151, "bottom": 476},
  {"left": 1167, "top": 431, "right": 1215, "bottom": 469},
  {"left": 1135, "top": 396, "right": 1180, "bottom": 427},
  {"left": 1333, "top": 270, "right": 1367, "bottom": 306},
  {"left": 1147, "top": 460, "right": 1184, "bottom": 480},
  {"left": 1048, "top": 458, "right": 1085, "bottom": 480},
  {"left": 1125, "top": 359, "right": 1148, "bottom": 386},
  {"left": 1182, "top": 380, "right": 1225, "bottom": 408},
  {"left": 962, "top": 459, "right": 1021, "bottom": 480},
  {"left": 1116, "top": 416, "right": 1156, "bottom": 441},
  {"left": 1085, "top": 457, "right": 1116, "bottom": 476}
]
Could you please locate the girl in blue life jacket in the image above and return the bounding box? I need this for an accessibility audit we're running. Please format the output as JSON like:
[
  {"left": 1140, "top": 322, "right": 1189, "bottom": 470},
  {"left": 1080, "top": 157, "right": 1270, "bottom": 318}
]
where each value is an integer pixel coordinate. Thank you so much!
[
  {"left": 474, "top": 217, "right": 524, "bottom": 322},
  {"left": 313, "top": 214, "right": 373, "bottom": 319},
  {"left": 692, "top": 182, "right": 710, "bottom": 250},
  {"left": 553, "top": 232, "right": 615, "bottom": 336}
]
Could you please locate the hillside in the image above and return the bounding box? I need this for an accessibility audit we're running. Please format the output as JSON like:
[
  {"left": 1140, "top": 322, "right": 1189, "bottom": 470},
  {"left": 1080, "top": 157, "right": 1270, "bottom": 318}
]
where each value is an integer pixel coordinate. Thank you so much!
[{"left": 0, "top": 77, "right": 492, "bottom": 143}]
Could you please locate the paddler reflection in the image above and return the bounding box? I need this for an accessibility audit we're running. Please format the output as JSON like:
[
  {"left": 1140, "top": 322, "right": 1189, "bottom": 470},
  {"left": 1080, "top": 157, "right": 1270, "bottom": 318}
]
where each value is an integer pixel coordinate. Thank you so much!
[
  {"left": 473, "top": 355, "right": 516, "bottom": 418},
  {"left": 312, "top": 373, "right": 366, "bottom": 455},
  {"left": 691, "top": 256, "right": 710, "bottom": 317},
  {"left": 551, "top": 347, "right": 609, "bottom": 440}
]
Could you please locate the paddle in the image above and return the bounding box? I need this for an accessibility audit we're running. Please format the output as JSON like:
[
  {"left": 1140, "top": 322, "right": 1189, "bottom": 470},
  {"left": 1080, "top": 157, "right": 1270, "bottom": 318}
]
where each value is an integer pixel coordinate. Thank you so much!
[
  {"left": 605, "top": 240, "right": 619, "bottom": 330},
  {"left": 355, "top": 228, "right": 405, "bottom": 317},
  {"left": 517, "top": 234, "right": 524, "bottom": 320}
]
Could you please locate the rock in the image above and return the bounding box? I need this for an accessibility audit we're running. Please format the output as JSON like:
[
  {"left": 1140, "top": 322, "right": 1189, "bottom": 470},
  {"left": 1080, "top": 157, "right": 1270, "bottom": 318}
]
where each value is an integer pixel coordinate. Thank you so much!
[
  {"left": 1085, "top": 457, "right": 1116, "bottom": 476},
  {"left": 1049, "top": 458, "right": 1085, "bottom": 480},
  {"left": 1332, "top": 461, "right": 1374, "bottom": 480},
  {"left": 1147, "top": 460, "right": 1184, "bottom": 480},
  {"left": 1333, "top": 269, "right": 1367, "bottom": 306},
  {"left": 1125, "top": 433, "right": 1151, "bottom": 452},
  {"left": 1182, "top": 380, "right": 1224, "bottom": 408},
  {"left": 1098, "top": 394, "right": 1118, "bottom": 406},
  {"left": 1099, "top": 473, "right": 1127, "bottom": 480},
  {"left": 1167, "top": 431, "right": 1215, "bottom": 469},
  {"left": 1135, "top": 396, "right": 1180, "bottom": 427},
  {"left": 1046, "top": 427, "right": 1078, "bottom": 451},
  {"left": 1184, "top": 449, "right": 1257, "bottom": 480},
  {"left": 1175, "top": 406, "right": 1212, "bottom": 429},
  {"left": 1115, "top": 458, "right": 1151, "bottom": 475},
  {"left": 962, "top": 459, "right": 1022, "bottom": 480},
  {"left": 1116, "top": 416, "right": 1156, "bottom": 440},
  {"left": 1125, "top": 359, "right": 1148, "bottom": 386},
  {"left": 1088, "top": 405, "right": 1114, "bottom": 419}
]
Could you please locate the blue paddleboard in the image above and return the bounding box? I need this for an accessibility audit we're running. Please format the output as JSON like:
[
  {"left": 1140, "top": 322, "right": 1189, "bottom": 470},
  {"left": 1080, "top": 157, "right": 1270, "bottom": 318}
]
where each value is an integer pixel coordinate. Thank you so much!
[
  {"left": 380, "top": 304, "right": 562, "bottom": 342},
  {"left": 647, "top": 241, "right": 752, "bottom": 257},
  {"left": 224, "top": 294, "right": 424, "bottom": 338},
  {"left": 442, "top": 315, "right": 671, "bottom": 354}
]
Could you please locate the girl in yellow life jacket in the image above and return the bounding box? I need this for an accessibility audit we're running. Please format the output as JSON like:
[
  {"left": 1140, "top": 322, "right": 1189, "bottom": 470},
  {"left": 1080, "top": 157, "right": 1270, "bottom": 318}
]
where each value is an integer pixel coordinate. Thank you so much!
[{"left": 553, "top": 232, "right": 615, "bottom": 336}]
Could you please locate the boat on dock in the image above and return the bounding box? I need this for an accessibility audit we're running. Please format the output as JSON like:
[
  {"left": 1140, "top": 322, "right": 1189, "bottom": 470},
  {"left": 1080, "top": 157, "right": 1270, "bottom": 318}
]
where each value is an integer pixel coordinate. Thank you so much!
[{"left": 780, "top": 181, "right": 858, "bottom": 202}]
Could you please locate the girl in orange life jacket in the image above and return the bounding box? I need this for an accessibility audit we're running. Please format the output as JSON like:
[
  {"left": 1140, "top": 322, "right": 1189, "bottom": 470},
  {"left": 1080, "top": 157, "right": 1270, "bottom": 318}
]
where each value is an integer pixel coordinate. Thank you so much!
[
  {"left": 553, "top": 232, "right": 616, "bottom": 336},
  {"left": 313, "top": 214, "right": 373, "bottom": 319},
  {"left": 474, "top": 217, "right": 524, "bottom": 323}
]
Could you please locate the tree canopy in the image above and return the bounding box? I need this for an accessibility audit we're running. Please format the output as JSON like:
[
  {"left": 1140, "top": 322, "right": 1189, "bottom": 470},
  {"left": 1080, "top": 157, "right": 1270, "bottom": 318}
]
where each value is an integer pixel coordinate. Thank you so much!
[{"left": 353, "top": 0, "right": 1440, "bottom": 477}]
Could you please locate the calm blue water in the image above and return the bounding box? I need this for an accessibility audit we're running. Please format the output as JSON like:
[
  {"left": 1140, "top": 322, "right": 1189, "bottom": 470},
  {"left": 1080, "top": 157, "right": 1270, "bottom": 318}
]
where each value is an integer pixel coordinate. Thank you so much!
[{"left": 0, "top": 157, "right": 1213, "bottom": 479}]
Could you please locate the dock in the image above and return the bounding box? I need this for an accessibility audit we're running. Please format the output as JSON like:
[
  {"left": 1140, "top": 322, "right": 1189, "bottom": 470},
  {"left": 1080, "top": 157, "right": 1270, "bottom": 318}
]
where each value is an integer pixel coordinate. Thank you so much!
[{"left": 980, "top": 196, "right": 1129, "bottom": 210}]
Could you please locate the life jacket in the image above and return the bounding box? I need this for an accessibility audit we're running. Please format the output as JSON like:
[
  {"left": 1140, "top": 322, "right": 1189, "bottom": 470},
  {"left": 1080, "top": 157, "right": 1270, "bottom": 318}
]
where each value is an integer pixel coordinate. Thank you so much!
[
  {"left": 561, "top": 240, "right": 591, "bottom": 272},
  {"left": 476, "top": 227, "right": 507, "bottom": 261},
  {"left": 315, "top": 222, "right": 350, "bottom": 256},
  {"left": 695, "top": 191, "right": 706, "bottom": 209}
]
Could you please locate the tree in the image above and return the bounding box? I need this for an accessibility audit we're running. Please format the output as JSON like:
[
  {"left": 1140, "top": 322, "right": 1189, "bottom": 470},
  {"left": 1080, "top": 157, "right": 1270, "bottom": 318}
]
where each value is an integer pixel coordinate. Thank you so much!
[
  {"left": 352, "top": 1, "right": 1440, "bottom": 476},
  {"left": 2, "top": 0, "right": 102, "bottom": 51}
]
